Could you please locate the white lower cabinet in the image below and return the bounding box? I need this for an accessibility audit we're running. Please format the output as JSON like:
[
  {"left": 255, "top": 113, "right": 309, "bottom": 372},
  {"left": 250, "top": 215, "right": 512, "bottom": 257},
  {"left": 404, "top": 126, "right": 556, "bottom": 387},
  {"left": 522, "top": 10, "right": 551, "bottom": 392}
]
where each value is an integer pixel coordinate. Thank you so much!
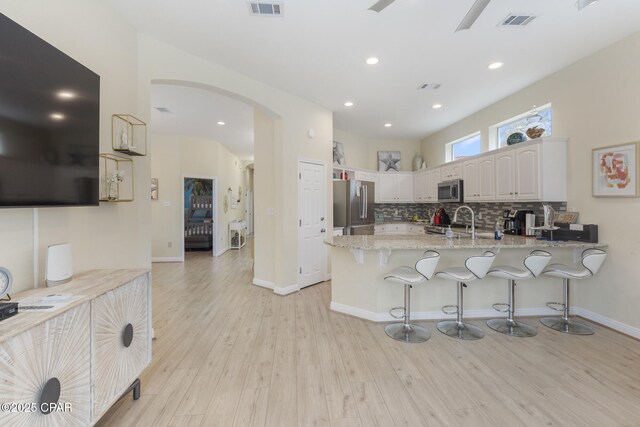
[{"left": 375, "top": 224, "right": 425, "bottom": 235}]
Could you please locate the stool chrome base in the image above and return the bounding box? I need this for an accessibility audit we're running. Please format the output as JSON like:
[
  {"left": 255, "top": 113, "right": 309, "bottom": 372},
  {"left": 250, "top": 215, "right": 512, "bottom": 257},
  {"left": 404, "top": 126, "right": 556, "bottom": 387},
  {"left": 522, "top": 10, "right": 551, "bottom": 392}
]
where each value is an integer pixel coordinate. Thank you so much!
[
  {"left": 540, "top": 317, "right": 594, "bottom": 335},
  {"left": 437, "top": 320, "right": 484, "bottom": 340},
  {"left": 487, "top": 318, "right": 537, "bottom": 337},
  {"left": 385, "top": 323, "right": 430, "bottom": 343}
]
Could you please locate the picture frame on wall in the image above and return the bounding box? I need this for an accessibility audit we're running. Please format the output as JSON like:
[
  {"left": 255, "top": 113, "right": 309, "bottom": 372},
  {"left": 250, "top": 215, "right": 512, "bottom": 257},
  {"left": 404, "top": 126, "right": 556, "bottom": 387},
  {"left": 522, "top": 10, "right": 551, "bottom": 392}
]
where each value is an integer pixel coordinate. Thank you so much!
[
  {"left": 333, "top": 141, "right": 345, "bottom": 166},
  {"left": 378, "top": 151, "right": 401, "bottom": 172},
  {"left": 592, "top": 142, "right": 639, "bottom": 197}
]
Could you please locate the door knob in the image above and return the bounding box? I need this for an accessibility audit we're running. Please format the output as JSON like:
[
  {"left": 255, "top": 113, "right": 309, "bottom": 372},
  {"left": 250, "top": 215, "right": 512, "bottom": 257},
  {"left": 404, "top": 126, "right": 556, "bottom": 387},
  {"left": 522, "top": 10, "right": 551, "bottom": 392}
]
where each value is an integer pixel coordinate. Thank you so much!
[
  {"left": 321, "top": 228, "right": 326, "bottom": 233},
  {"left": 320, "top": 217, "right": 325, "bottom": 221}
]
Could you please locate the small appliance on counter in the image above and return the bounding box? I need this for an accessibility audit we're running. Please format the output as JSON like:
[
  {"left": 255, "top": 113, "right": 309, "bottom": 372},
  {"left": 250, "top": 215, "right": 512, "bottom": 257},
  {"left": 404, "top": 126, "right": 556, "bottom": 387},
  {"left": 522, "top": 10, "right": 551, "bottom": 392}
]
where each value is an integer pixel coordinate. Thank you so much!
[
  {"left": 432, "top": 208, "right": 451, "bottom": 226},
  {"left": 503, "top": 209, "right": 535, "bottom": 236},
  {"left": 541, "top": 224, "right": 598, "bottom": 243}
]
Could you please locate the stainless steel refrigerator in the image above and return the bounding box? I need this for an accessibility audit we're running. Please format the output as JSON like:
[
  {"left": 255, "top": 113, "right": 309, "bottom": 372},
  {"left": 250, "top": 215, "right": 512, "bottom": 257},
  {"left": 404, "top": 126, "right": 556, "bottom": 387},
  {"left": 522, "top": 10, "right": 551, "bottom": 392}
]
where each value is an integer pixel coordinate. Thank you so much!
[{"left": 333, "top": 180, "right": 375, "bottom": 235}]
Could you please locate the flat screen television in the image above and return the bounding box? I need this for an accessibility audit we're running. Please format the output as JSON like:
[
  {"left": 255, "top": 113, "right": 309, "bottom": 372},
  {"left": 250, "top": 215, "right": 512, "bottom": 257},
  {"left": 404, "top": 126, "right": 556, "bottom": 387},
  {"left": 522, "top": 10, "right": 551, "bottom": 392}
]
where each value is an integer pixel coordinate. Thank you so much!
[{"left": 0, "top": 13, "right": 100, "bottom": 207}]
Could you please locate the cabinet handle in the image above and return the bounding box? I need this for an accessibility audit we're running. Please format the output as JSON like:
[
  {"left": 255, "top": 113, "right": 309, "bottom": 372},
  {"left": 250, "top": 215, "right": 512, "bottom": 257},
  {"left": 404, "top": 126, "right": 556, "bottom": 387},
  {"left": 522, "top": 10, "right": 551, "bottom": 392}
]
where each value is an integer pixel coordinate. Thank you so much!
[
  {"left": 515, "top": 192, "right": 519, "bottom": 195},
  {"left": 509, "top": 192, "right": 513, "bottom": 195}
]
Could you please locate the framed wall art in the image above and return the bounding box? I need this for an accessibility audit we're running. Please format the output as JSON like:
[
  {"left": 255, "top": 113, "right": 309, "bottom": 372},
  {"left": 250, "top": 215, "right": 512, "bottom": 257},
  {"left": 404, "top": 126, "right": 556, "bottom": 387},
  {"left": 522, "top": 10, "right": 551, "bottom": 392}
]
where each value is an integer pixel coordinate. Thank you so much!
[{"left": 592, "top": 142, "right": 639, "bottom": 197}]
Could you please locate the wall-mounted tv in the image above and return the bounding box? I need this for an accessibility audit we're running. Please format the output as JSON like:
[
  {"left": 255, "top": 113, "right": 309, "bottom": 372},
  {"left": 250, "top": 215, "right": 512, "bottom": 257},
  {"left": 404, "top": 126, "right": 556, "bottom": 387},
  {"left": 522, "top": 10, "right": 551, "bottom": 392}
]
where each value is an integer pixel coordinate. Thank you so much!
[{"left": 0, "top": 13, "right": 100, "bottom": 207}]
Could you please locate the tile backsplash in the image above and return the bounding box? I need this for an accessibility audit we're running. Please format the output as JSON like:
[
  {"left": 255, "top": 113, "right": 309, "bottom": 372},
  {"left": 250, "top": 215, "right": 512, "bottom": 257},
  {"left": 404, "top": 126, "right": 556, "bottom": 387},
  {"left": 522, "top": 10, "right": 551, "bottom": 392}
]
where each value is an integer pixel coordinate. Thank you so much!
[{"left": 375, "top": 202, "right": 567, "bottom": 229}]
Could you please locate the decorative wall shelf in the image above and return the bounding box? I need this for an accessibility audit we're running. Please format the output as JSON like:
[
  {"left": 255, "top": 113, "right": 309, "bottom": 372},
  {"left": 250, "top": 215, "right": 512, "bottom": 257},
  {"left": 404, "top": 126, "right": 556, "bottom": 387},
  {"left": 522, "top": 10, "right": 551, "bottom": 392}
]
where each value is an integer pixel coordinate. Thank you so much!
[
  {"left": 99, "top": 153, "right": 134, "bottom": 202},
  {"left": 112, "top": 114, "right": 147, "bottom": 156}
]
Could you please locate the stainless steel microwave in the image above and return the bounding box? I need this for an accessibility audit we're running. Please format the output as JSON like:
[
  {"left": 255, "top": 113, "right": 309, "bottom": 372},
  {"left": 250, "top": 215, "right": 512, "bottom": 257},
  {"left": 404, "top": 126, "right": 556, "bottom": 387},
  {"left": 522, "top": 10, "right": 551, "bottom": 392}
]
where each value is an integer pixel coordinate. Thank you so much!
[{"left": 437, "top": 179, "right": 464, "bottom": 202}]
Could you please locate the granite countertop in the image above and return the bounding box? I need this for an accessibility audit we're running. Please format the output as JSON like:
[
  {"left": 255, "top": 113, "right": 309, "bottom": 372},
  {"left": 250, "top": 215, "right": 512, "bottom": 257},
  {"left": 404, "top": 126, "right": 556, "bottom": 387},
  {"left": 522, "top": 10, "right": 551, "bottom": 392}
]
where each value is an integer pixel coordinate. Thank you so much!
[{"left": 324, "top": 234, "right": 606, "bottom": 250}]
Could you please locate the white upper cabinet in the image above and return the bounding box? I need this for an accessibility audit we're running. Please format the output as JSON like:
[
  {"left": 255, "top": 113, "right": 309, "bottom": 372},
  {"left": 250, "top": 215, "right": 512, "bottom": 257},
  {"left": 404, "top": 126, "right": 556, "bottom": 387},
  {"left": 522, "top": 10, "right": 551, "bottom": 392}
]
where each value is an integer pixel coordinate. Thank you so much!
[
  {"left": 440, "top": 163, "right": 462, "bottom": 180},
  {"left": 378, "top": 172, "right": 413, "bottom": 203},
  {"left": 426, "top": 168, "right": 440, "bottom": 203},
  {"left": 493, "top": 138, "right": 565, "bottom": 201},
  {"left": 413, "top": 170, "right": 427, "bottom": 202},
  {"left": 462, "top": 157, "right": 493, "bottom": 201}
]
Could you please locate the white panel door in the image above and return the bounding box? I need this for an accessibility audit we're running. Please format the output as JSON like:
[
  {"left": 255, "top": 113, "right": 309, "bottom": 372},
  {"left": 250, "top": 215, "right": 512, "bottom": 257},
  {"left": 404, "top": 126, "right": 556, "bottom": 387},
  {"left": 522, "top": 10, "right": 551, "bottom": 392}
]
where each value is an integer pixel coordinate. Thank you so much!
[{"left": 299, "top": 161, "right": 327, "bottom": 288}]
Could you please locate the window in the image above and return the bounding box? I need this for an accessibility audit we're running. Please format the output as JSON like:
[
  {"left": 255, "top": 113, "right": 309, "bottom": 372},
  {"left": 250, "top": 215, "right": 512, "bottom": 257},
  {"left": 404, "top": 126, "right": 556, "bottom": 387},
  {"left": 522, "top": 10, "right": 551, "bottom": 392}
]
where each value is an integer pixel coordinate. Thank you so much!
[
  {"left": 446, "top": 133, "right": 481, "bottom": 162},
  {"left": 494, "top": 104, "right": 552, "bottom": 148}
]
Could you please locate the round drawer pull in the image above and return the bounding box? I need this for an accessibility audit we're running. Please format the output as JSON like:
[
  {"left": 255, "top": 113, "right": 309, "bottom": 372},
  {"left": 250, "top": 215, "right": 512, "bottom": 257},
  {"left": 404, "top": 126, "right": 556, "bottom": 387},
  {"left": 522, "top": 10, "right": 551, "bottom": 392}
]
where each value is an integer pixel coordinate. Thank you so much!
[
  {"left": 122, "top": 323, "right": 134, "bottom": 348},
  {"left": 39, "top": 378, "right": 61, "bottom": 415}
]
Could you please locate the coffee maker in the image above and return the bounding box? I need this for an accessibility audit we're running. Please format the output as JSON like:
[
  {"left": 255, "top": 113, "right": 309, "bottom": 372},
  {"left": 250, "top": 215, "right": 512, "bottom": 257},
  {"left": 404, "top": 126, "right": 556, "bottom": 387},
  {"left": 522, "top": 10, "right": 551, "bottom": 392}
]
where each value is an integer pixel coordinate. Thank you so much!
[{"left": 503, "top": 209, "right": 535, "bottom": 235}]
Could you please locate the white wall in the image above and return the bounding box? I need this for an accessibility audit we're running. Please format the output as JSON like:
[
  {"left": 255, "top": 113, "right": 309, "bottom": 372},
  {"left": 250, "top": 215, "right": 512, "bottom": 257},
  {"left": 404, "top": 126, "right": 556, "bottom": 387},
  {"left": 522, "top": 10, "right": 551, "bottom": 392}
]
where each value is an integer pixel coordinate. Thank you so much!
[
  {"left": 137, "top": 35, "right": 333, "bottom": 290},
  {"left": 421, "top": 31, "right": 640, "bottom": 330},
  {"left": 0, "top": 1, "right": 150, "bottom": 293},
  {"left": 150, "top": 135, "right": 245, "bottom": 259},
  {"left": 334, "top": 128, "right": 422, "bottom": 171}
]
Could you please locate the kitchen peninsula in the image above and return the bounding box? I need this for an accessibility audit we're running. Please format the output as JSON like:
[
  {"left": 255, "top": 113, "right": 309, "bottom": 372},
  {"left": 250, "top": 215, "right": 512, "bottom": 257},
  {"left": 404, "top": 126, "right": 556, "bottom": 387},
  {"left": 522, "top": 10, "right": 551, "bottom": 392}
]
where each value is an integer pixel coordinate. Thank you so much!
[{"left": 326, "top": 234, "right": 606, "bottom": 322}]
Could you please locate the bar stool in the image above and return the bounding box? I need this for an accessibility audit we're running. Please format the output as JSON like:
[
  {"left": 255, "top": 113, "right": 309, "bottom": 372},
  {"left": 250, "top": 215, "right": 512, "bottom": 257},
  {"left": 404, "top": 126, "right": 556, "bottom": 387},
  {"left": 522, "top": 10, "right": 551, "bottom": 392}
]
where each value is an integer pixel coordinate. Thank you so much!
[
  {"left": 384, "top": 250, "right": 440, "bottom": 343},
  {"left": 486, "top": 250, "right": 552, "bottom": 337},
  {"left": 540, "top": 248, "right": 607, "bottom": 335},
  {"left": 435, "top": 251, "right": 496, "bottom": 340}
]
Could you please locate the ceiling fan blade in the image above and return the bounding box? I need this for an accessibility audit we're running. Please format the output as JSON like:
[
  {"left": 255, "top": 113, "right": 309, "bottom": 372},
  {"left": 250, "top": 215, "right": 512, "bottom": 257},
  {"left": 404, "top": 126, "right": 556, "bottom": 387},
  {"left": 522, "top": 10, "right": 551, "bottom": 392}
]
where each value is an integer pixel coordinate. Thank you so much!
[
  {"left": 455, "top": 0, "right": 491, "bottom": 32},
  {"left": 369, "top": 0, "right": 396, "bottom": 13}
]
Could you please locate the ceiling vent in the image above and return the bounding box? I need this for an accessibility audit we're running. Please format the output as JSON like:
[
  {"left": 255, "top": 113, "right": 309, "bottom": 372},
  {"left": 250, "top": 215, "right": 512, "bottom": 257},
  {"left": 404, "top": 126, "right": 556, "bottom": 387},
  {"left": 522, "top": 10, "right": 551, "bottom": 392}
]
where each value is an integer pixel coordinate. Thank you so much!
[
  {"left": 498, "top": 14, "right": 536, "bottom": 27},
  {"left": 154, "top": 107, "right": 172, "bottom": 113},
  {"left": 417, "top": 83, "right": 441, "bottom": 90},
  {"left": 249, "top": 2, "right": 283, "bottom": 16}
]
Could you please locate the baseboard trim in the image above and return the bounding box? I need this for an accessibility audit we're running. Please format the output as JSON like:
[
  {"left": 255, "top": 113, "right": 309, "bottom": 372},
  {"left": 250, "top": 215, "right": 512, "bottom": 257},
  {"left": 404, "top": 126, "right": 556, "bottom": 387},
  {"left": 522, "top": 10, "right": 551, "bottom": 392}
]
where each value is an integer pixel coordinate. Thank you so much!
[
  {"left": 252, "top": 278, "right": 274, "bottom": 290},
  {"left": 329, "top": 301, "right": 560, "bottom": 323},
  {"left": 151, "top": 257, "right": 183, "bottom": 263},
  {"left": 274, "top": 284, "right": 300, "bottom": 296},
  {"left": 575, "top": 307, "right": 640, "bottom": 340}
]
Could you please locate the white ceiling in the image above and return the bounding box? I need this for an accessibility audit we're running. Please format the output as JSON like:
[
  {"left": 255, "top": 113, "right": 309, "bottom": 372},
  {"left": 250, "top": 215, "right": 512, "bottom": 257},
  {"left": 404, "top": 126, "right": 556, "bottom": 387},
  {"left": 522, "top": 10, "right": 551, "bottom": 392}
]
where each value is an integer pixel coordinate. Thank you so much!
[
  {"left": 114, "top": 0, "right": 640, "bottom": 144},
  {"left": 150, "top": 84, "right": 254, "bottom": 160}
]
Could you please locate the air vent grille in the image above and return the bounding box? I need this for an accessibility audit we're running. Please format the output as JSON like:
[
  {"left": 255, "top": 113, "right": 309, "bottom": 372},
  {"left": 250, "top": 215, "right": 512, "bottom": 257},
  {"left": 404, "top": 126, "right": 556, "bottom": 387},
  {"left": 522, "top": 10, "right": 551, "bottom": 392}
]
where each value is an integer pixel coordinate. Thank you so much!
[
  {"left": 418, "top": 83, "right": 441, "bottom": 90},
  {"left": 249, "top": 2, "right": 283, "bottom": 16},
  {"left": 498, "top": 14, "right": 536, "bottom": 27}
]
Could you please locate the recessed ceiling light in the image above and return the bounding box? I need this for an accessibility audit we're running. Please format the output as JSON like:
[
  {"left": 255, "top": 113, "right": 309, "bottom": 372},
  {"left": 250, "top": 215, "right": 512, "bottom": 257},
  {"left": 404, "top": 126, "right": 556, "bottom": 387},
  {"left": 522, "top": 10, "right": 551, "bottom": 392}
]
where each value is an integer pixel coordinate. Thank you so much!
[
  {"left": 57, "top": 91, "right": 76, "bottom": 99},
  {"left": 344, "top": 101, "right": 354, "bottom": 107},
  {"left": 384, "top": 123, "right": 392, "bottom": 128},
  {"left": 50, "top": 113, "right": 65, "bottom": 120},
  {"left": 488, "top": 62, "right": 504, "bottom": 70},
  {"left": 366, "top": 57, "right": 379, "bottom": 65},
  {"left": 217, "top": 121, "right": 225, "bottom": 126},
  {"left": 432, "top": 104, "right": 443, "bottom": 109}
]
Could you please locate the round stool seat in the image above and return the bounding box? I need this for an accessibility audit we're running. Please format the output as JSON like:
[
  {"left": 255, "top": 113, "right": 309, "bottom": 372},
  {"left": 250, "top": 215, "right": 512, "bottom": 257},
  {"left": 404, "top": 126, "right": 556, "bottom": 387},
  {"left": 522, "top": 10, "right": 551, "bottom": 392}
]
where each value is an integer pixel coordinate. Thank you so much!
[
  {"left": 542, "top": 264, "right": 592, "bottom": 279},
  {"left": 487, "top": 266, "right": 533, "bottom": 280},
  {"left": 434, "top": 268, "right": 476, "bottom": 282},
  {"left": 384, "top": 266, "right": 427, "bottom": 285}
]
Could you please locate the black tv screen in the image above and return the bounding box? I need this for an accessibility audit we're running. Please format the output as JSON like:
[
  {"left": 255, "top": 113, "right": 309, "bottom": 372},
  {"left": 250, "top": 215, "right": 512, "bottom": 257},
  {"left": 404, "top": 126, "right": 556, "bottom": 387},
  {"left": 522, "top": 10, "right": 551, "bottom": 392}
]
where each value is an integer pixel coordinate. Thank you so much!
[{"left": 0, "top": 13, "right": 100, "bottom": 207}]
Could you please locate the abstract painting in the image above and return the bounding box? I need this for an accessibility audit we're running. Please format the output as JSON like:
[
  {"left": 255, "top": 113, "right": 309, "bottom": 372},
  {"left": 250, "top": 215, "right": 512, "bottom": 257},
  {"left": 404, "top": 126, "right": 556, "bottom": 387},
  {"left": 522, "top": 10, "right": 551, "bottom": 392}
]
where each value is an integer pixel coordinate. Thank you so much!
[
  {"left": 378, "top": 151, "right": 401, "bottom": 172},
  {"left": 593, "top": 142, "right": 638, "bottom": 197}
]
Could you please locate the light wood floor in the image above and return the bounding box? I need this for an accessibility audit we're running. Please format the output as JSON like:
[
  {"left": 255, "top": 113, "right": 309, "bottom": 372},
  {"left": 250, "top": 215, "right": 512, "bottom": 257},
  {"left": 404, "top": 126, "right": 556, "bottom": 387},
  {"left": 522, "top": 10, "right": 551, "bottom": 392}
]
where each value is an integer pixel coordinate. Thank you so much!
[{"left": 98, "top": 244, "right": 640, "bottom": 427}]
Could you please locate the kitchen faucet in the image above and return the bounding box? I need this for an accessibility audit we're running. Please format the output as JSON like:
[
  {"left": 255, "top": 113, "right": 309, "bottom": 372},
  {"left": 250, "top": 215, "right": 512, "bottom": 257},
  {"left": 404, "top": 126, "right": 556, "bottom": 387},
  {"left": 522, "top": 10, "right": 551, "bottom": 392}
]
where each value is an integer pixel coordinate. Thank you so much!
[{"left": 453, "top": 205, "right": 476, "bottom": 239}]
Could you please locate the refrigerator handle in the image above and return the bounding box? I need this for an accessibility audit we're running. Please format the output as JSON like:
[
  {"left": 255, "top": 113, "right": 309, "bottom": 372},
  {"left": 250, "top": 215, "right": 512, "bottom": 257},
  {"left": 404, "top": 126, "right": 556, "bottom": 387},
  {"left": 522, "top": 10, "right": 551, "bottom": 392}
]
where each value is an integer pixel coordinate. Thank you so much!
[
  {"left": 360, "top": 185, "right": 366, "bottom": 219},
  {"left": 364, "top": 185, "right": 368, "bottom": 218}
]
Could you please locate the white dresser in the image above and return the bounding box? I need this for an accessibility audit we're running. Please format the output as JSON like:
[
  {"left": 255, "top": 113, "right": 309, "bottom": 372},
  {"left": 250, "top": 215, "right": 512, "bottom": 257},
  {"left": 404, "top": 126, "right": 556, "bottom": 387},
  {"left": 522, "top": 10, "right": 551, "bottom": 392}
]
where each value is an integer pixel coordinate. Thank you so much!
[{"left": 0, "top": 269, "right": 151, "bottom": 426}]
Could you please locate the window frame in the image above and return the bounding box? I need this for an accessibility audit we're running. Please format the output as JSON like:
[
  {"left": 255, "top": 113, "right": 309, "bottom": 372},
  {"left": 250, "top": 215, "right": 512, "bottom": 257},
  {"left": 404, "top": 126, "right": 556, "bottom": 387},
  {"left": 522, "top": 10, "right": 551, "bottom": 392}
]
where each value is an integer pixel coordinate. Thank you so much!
[
  {"left": 489, "top": 103, "right": 552, "bottom": 150},
  {"left": 445, "top": 131, "right": 481, "bottom": 163}
]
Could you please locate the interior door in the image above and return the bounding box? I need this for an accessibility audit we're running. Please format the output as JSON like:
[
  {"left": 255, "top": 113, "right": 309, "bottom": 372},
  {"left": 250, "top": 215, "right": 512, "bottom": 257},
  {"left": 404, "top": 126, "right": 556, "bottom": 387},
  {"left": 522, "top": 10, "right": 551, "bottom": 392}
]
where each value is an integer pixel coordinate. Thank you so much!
[{"left": 299, "top": 161, "right": 327, "bottom": 288}]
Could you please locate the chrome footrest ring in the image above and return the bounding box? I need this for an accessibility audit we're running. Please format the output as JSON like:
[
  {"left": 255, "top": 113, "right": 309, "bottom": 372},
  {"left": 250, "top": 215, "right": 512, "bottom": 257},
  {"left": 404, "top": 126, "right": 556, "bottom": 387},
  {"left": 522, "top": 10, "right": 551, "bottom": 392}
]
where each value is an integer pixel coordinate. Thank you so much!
[
  {"left": 546, "top": 302, "right": 565, "bottom": 311},
  {"left": 492, "top": 303, "right": 510, "bottom": 313},
  {"left": 389, "top": 306, "right": 405, "bottom": 319},
  {"left": 442, "top": 305, "right": 458, "bottom": 315}
]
